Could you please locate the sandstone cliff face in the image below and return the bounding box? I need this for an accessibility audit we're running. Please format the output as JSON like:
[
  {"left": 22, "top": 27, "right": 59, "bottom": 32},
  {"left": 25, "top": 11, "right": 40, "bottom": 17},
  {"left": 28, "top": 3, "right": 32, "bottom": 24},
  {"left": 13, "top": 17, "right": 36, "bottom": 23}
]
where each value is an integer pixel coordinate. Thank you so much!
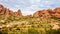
[
  {"left": 33, "top": 11, "right": 41, "bottom": 17},
  {"left": 0, "top": 4, "right": 22, "bottom": 18},
  {"left": 33, "top": 7, "right": 60, "bottom": 18},
  {"left": 52, "top": 8, "right": 60, "bottom": 18},
  {"left": 4, "top": 9, "right": 10, "bottom": 18},
  {"left": 0, "top": 5, "right": 5, "bottom": 14},
  {"left": 17, "top": 9, "right": 22, "bottom": 16},
  {"left": 40, "top": 10, "right": 51, "bottom": 18},
  {"left": 33, "top": 10, "right": 52, "bottom": 18},
  {"left": 14, "top": 9, "right": 22, "bottom": 17}
]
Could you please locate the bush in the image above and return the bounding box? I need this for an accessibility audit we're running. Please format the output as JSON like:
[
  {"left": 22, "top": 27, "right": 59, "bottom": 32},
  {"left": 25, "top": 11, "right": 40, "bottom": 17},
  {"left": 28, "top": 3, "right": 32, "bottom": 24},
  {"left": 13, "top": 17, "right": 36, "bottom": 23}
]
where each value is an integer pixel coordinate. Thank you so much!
[
  {"left": 28, "top": 28, "right": 40, "bottom": 34},
  {"left": 46, "top": 29, "right": 60, "bottom": 34}
]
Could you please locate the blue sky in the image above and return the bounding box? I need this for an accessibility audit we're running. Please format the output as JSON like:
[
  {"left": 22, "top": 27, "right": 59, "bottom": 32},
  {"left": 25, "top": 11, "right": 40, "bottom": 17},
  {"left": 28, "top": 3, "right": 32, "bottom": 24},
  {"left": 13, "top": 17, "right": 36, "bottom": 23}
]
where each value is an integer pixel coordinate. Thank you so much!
[{"left": 0, "top": 0, "right": 60, "bottom": 15}]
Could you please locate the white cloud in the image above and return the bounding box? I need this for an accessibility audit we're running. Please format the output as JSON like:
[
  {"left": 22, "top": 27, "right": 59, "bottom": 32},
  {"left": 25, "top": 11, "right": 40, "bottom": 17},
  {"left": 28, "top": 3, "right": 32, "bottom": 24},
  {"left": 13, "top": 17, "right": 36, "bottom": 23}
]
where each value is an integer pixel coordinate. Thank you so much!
[
  {"left": 30, "top": 5, "right": 38, "bottom": 9},
  {"left": 44, "top": 0, "right": 54, "bottom": 5},
  {"left": 0, "top": 0, "right": 3, "bottom": 1},
  {"left": 24, "top": 4, "right": 45, "bottom": 13},
  {"left": 14, "top": 5, "right": 20, "bottom": 7},
  {"left": 39, "top": 4, "right": 44, "bottom": 7},
  {"left": 15, "top": 0, "right": 20, "bottom": 1},
  {"left": 30, "top": 0, "right": 41, "bottom": 4},
  {"left": 24, "top": 5, "right": 38, "bottom": 11},
  {"left": 4, "top": 0, "right": 9, "bottom": 2}
]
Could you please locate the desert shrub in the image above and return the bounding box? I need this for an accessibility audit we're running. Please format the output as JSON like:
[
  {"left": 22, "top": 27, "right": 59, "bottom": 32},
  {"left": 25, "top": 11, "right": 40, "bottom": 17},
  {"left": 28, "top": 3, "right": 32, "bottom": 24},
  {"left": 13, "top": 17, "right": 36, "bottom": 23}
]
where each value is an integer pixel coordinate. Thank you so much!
[
  {"left": 0, "top": 14, "right": 4, "bottom": 19},
  {"left": 53, "top": 29, "right": 60, "bottom": 34},
  {"left": 0, "top": 29, "right": 8, "bottom": 34},
  {"left": 0, "top": 30, "right": 2, "bottom": 34},
  {"left": 51, "top": 16, "right": 60, "bottom": 21},
  {"left": 28, "top": 28, "right": 40, "bottom": 34},
  {"left": 46, "top": 29, "right": 60, "bottom": 34},
  {"left": 0, "top": 14, "right": 3, "bottom": 17}
]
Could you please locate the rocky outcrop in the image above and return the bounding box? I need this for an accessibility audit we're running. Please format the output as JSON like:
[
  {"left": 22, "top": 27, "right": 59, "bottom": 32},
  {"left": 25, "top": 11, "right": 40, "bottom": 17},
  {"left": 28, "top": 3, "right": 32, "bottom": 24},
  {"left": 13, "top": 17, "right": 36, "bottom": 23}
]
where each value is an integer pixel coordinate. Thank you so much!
[
  {"left": 33, "top": 11, "right": 41, "bottom": 17},
  {"left": 17, "top": 9, "right": 22, "bottom": 17},
  {"left": 0, "top": 4, "right": 22, "bottom": 18},
  {"left": 4, "top": 9, "right": 10, "bottom": 18},
  {"left": 14, "top": 9, "right": 22, "bottom": 17},
  {"left": 0, "top": 4, "right": 5, "bottom": 14},
  {"left": 33, "top": 10, "right": 52, "bottom": 18},
  {"left": 41, "top": 10, "right": 52, "bottom": 18},
  {"left": 33, "top": 7, "right": 60, "bottom": 18},
  {"left": 52, "top": 8, "right": 60, "bottom": 18}
]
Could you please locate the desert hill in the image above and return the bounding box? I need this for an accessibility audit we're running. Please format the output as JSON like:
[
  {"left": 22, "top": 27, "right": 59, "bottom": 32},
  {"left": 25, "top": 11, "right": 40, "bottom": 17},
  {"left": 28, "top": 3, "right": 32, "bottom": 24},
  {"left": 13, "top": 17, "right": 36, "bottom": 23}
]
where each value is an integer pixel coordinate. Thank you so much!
[{"left": 0, "top": 4, "right": 60, "bottom": 34}]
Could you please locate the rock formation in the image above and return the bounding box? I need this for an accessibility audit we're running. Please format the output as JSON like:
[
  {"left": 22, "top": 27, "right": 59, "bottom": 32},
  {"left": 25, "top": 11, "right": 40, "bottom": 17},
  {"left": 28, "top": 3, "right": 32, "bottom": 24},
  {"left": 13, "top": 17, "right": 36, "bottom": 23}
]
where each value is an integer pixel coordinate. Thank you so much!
[
  {"left": 33, "top": 7, "right": 60, "bottom": 18},
  {"left": 0, "top": 4, "right": 60, "bottom": 18},
  {"left": 33, "top": 10, "right": 52, "bottom": 18},
  {"left": 33, "top": 11, "right": 41, "bottom": 17},
  {"left": 52, "top": 8, "right": 60, "bottom": 18},
  {"left": 0, "top": 4, "right": 5, "bottom": 14},
  {"left": 4, "top": 9, "right": 10, "bottom": 18},
  {"left": 17, "top": 9, "right": 22, "bottom": 17},
  {"left": 14, "top": 9, "right": 22, "bottom": 17},
  {"left": 0, "top": 4, "right": 22, "bottom": 18}
]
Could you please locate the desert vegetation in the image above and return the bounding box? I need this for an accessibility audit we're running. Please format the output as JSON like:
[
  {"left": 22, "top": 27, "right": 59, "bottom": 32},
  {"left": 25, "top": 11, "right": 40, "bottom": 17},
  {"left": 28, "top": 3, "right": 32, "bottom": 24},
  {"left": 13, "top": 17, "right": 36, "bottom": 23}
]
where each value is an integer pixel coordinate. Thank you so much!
[{"left": 0, "top": 16, "right": 60, "bottom": 34}]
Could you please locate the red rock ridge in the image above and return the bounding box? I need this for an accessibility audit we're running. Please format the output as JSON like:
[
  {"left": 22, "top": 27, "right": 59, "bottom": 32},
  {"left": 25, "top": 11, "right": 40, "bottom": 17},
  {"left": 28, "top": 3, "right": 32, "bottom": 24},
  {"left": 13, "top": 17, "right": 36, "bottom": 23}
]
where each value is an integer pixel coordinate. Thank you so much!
[
  {"left": 33, "top": 7, "right": 60, "bottom": 18},
  {"left": 0, "top": 4, "right": 22, "bottom": 18}
]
